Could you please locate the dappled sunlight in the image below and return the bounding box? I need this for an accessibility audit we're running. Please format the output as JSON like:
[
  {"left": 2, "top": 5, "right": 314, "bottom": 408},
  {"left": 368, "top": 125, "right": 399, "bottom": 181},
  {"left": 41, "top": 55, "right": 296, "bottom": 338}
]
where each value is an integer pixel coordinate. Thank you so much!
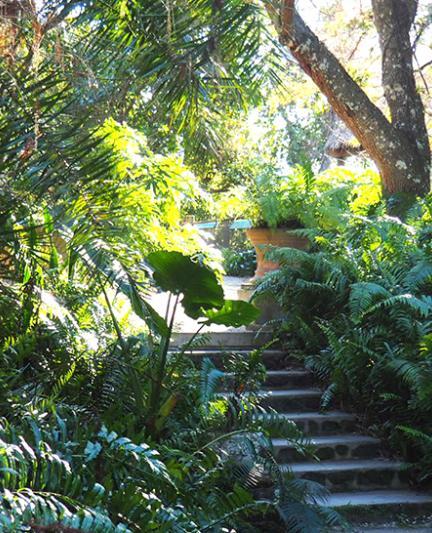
[{"left": 0, "top": 0, "right": 431, "bottom": 530}]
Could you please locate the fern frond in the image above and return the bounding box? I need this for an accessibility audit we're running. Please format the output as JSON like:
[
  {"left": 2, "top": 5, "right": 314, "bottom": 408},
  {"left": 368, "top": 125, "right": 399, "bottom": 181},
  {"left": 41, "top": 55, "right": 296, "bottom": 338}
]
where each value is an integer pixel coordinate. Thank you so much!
[
  {"left": 349, "top": 282, "right": 391, "bottom": 319},
  {"left": 320, "top": 383, "right": 337, "bottom": 410},
  {"left": 367, "top": 294, "right": 432, "bottom": 319}
]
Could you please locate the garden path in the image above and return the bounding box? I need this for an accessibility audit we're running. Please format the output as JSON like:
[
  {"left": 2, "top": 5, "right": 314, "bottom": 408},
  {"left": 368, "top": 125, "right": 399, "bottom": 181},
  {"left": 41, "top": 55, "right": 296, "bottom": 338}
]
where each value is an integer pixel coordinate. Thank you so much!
[{"left": 164, "top": 277, "right": 432, "bottom": 531}]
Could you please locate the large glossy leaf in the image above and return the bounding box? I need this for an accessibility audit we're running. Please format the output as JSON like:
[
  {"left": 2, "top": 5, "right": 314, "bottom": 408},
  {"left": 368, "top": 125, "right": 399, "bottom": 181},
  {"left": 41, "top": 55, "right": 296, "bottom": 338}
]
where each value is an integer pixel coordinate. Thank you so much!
[
  {"left": 147, "top": 251, "right": 224, "bottom": 318},
  {"left": 202, "top": 300, "right": 259, "bottom": 327}
]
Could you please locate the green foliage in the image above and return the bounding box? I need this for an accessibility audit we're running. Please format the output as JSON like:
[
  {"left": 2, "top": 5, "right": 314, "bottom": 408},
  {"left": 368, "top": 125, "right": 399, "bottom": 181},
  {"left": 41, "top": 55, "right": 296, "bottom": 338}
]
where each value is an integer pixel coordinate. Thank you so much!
[
  {"left": 0, "top": 246, "right": 335, "bottom": 531},
  {"left": 147, "top": 251, "right": 224, "bottom": 318},
  {"left": 0, "top": 31, "right": 298, "bottom": 533},
  {"left": 203, "top": 300, "right": 260, "bottom": 327},
  {"left": 222, "top": 248, "right": 257, "bottom": 277},
  {"left": 256, "top": 197, "right": 432, "bottom": 484},
  {"left": 127, "top": 250, "right": 260, "bottom": 438},
  {"left": 75, "top": 0, "right": 286, "bottom": 157},
  {"left": 217, "top": 166, "right": 381, "bottom": 229},
  {"left": 0, "top": 3, "right": 359, "bottom": 530},
  {"left": 0, "top": 407, "right": 274, "bottom": 532}
]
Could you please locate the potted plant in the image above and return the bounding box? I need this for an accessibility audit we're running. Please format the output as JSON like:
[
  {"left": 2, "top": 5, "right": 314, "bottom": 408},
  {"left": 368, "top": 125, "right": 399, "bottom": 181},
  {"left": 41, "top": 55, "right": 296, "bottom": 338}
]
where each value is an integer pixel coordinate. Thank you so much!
[
  {"left": 216, "top": 165, "right": 381, "bottom": 280},
  {"left": 221, "top": 165, "right": 314, "bottom": 279},
  {"left": 248, "top": 169, "right": 314, "bottom": 278}
]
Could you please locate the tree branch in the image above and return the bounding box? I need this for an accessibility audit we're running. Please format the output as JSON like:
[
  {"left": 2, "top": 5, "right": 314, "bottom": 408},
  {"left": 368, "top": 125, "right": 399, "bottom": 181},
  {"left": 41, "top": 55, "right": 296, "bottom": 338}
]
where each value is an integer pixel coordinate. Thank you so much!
[
  {"left": 418, "top": 59, "right": 432, "bottom": 72},
  {"left": 278, "top": 11, "right": 409, "bottom": 161},
  {"left": 268, "top": 3, "right": 430, "bottom": 195},
  {"left": 414, "top": 53, "right": 430, "bottom": 96},
  {"left": 280, "top": 0, "right": 295, "bottom": 38}
]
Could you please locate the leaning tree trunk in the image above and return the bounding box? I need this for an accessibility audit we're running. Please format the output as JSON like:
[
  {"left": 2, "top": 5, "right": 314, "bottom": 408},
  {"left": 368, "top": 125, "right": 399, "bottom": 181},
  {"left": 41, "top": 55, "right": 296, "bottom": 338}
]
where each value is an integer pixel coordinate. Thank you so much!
[{"left": 267, "top": 0, "right": 431, "bottom": 200}]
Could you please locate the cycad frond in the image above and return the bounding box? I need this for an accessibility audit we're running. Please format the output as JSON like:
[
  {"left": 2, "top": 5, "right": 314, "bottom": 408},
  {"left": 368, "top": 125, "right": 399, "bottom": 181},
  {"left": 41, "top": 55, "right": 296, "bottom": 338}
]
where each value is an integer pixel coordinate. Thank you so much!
[{"left": 200, "top": 357, "right": 224, "bottom": 409}]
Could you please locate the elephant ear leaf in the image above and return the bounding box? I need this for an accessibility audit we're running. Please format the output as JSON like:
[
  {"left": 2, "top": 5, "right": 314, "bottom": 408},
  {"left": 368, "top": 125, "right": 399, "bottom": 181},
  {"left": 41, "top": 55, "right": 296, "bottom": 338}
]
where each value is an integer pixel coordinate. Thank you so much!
[
  {"left": 202, "top": 300, "right": 260, "bottom": 327},
  {"left": 146, "top": 251, "right": 224, "bottom": 318}
]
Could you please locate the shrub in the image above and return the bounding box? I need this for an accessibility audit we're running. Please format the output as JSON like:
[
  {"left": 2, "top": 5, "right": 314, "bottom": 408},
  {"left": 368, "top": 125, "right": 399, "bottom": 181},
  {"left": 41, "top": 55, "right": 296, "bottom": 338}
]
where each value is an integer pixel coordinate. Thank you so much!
[{"left": 222, "top": 248, "right": 257, "bottom": 277}]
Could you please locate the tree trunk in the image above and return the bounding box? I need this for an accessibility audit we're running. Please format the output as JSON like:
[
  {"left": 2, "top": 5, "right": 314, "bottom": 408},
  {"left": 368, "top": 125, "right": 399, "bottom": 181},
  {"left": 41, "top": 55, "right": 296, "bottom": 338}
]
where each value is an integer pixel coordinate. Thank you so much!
[
  {"left": 267, "top": 0, "right": 431, "bottom": 199},
  {"left": 371, "top": 0, "right": 430, "bottom": 195}
]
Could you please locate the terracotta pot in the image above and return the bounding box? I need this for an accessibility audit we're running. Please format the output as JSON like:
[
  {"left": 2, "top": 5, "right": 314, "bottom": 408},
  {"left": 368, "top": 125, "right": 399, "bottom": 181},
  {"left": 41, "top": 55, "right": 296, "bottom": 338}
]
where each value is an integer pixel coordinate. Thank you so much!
[{"left": 246, "top": 227, "right": 309, "bottom": 279}]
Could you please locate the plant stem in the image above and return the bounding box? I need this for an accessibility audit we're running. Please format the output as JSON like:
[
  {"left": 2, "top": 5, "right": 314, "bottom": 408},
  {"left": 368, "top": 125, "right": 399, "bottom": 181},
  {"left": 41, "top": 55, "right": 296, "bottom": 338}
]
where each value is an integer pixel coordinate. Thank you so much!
[
  {"left": 147, "top": 293, "right": 179, "bottom": 437},
  {"left": 166, "top": 322, "right": 206, "bottom": 381},
  {"left": 100, "top": 277, "right": 127, "bottom": 352}
]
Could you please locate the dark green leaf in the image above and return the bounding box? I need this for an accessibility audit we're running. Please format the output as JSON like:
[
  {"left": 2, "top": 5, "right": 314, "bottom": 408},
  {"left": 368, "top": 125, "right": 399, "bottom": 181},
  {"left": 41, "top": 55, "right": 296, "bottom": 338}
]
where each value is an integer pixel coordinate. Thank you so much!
[
  {"left": 147, "top": 251, "right": 224, "bottom": 318},
  {"left": 202, "top": 299, "right": 259, "bottom": 327}
]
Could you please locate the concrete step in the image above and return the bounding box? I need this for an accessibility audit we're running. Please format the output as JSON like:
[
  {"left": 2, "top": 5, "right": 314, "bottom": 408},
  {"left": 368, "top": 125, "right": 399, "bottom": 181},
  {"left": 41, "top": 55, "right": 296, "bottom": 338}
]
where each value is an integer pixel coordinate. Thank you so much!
[
  {"left": 260, "top": 388, "right": 323, "bottom": 411},
  {"left": 277, "top": 411, "right": 358, "bottom": 435},
  {"left": 221, "top": 369, "right": 313, "bottom": 389},
  {"left": 264, "top": 369, "right": 314, "bottom": 388},
  {"left": 273, "top": 434, "right": 382, "bottom": 462},
  {"left": 171, "top": 330, "right": 274, "bottom": 349},
  {"left": 328, "top": 488, "right": 432, "bottom": 507},
  {"left": 333, "top": 524, "right": 432, "bottom": 533},
  {"left": 285, "top": 459, "right": 408, "bottom": 492},
  {"left": 179, "top": 339, "right": 432, "bottom": 525},
  {"left": 220, "top": 389, "right": 323, "bottom": 411},
  {"left": 352, "top": 522, "right": 432, "bottom": 533},
  {"left": 179, "top": 349, "right": 297, "bottom": 370},
  {"left": 325, "top": 490, "right": 432, "bottom": 522},
  {"left": 348, "top": 522, "right": 432, "bottom": 533}
]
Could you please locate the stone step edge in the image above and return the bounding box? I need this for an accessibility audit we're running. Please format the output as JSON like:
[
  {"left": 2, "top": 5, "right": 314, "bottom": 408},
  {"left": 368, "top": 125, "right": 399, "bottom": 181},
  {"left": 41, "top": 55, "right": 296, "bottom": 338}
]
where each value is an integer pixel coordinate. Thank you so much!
[
  {"left": 169, "top": 349, "right": 288, "bottom": 356},
  {"left": 171, "top": 330, "right": 275, "bottom": 348},
  {"left": 222, "top": 369, "right": 310, "bottom": 378},
  {"left": 220, "top": 388, "right": 322, "bottom": 398},
  {"left": 265, "top": 369, "right": 312, "bottom": 376},
  {"left": 324, "top": 489, "right": 432, "bottom": 508},
  {"left": 284, "top": 459, "right": 404, "bottom": 474},
  {"left": 274, "top": 411, "right": 356, "bottom": 421},
  {"left": 272, "top": 434, "right": 380, "bottom": 447}
]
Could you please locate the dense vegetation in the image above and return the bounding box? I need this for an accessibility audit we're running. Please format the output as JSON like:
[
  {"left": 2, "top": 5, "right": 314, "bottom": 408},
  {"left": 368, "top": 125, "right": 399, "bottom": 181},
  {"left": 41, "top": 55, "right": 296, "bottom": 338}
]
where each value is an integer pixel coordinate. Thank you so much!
[
  {"left": 0, "top": 3, "right": 344, "bottom": 531},
  {"left": 0, "top": 46, "right": 343, "bottom": 533},
  {"left": 256, "top": 189, "right": 432, "bottom": 486},
  {"left": 0, "top": 0, "right": 431, "bottom": 530}
]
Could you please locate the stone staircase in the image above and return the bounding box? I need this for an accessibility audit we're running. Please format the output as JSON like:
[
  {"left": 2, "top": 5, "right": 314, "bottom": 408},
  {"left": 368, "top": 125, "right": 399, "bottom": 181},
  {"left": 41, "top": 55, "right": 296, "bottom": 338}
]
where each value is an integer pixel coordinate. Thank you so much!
[{"left": 174, "top": 330, "right": 432, "bottom": 527}]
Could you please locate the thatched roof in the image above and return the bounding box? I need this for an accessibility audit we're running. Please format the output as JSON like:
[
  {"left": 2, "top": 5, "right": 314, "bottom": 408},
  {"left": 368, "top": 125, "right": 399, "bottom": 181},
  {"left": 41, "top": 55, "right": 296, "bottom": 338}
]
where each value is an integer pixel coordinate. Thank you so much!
[{"left": 324, "top": 109, "right": 363, "bottom": 160}]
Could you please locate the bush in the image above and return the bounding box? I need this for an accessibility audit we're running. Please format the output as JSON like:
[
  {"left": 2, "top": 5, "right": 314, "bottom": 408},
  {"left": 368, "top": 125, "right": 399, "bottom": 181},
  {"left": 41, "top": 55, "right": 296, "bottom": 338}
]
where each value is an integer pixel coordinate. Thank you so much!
[{"left": 222, "top": 248, "right": 257, "bottom": 277}]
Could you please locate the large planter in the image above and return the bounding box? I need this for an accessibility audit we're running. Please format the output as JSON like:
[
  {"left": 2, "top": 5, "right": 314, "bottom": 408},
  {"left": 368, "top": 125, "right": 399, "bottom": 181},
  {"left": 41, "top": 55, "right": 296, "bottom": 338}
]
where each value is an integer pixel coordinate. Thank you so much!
[{"left": 246, "top": 227, "right": 309, "bottom": 279}]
